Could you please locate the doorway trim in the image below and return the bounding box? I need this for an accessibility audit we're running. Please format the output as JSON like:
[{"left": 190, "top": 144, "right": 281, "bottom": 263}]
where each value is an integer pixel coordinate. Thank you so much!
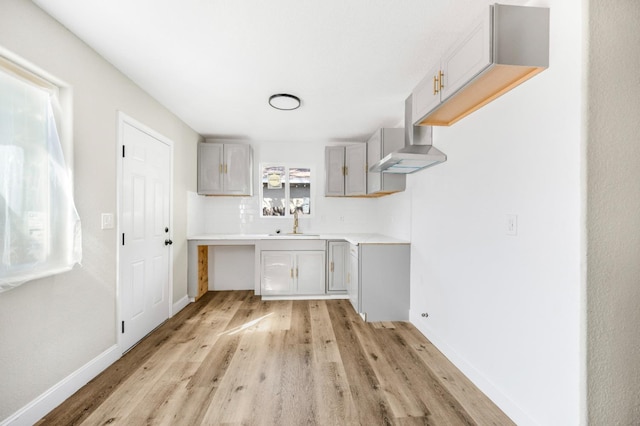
[{"left": 116, "top": 111, "right": 175, "bottom": 353}]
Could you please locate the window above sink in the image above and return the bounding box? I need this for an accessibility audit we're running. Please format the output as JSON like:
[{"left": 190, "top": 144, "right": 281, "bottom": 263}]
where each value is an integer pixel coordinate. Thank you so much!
[{"left": 260, "top": 164, "right": 313, "bottom": 218}]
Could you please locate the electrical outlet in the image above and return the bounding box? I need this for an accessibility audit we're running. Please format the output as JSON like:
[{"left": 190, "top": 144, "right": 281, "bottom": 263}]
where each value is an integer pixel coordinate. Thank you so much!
[
  {"left": 506, "top": 214, "right": 518, "bottom": 236},
  {"left": 101, "top": 213, "right": 114, "bottom": 230}
]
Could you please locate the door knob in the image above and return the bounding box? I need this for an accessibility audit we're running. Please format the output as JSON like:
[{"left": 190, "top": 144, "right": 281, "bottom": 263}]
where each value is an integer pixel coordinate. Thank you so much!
[{"left": 164, "top": 239, "right": 173, "bottom": 246}]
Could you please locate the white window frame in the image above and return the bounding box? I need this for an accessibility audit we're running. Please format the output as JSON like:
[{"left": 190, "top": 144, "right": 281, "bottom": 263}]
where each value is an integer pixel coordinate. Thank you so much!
[
  {"left": 0, "top": 52, "right": 78, "bottom": 291},
  {"left": 259, "top": 163, "right": 315, "bottom": 218}
]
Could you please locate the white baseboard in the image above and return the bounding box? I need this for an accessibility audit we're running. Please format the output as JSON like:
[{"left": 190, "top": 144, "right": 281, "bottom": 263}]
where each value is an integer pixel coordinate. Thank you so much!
[
  {"left": 1, "top": 345, "right": 119, "bottom": 426},
  {"left": 171, "top": 295, "right": 190, "bottom": 317},
  {"left": 409, "top": 310, "right": 535, "bottom": 426},
  {"left": 261, "top": 294, "right": 350, "bottom": 301}
]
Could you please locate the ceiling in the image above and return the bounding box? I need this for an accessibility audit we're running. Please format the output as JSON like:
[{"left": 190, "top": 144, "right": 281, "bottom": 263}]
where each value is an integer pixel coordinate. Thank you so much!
[{"left": 33, "top": 0, "right": 494, "bottom": 143}]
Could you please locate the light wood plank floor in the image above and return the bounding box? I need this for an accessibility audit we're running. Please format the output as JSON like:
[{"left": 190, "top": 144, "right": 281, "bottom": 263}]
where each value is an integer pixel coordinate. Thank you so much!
[{"left": 37, "top": 291, "right": 514, "bottom": 425}]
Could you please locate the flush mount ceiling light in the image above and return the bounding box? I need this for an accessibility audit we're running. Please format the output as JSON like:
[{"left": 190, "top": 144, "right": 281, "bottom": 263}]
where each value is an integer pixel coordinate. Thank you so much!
[{"left": 269, "top": 93, "right": 301, "bottom": 110}]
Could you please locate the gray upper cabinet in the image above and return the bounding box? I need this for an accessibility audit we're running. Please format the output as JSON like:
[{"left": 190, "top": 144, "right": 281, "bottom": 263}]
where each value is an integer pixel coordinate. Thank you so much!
[
  {"left": 366, "top": 128, "right": 406, "bottom": 195},
  {"left": 345, "top": 144, "right": 366, "bottom": 196},
  {"left": 413, "top": 4, "right": 549, "bottom": 127},
  {"left": 198, "top": 142, "right": 253, "bottom": 196},
  {"left": 440, "top": 10, "right": 492, "bottom": 102},
  {"left": 325, "top": 146, "right": 346, "bottom": 196},
  {"left": 324, "top": 144, "right": 367, "bottom": 197},
  {"left": 412, "top": 63, "right": 443, "bottom": 127}
]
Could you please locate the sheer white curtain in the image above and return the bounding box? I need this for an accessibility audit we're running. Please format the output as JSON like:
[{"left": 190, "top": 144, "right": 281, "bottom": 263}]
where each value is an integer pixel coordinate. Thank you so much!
[{"left": 0, "top": 67, "right": 81, "bottom": 292}]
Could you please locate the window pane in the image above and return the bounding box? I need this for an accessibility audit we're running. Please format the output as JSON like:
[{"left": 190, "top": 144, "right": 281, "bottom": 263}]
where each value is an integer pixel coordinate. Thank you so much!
[
  {"left": 0, "top": 67, "right": 81, "bottom": 292},
  {"left": 262, "top": 166, "right": 286, "bottom": 216},
  {"left": 289, "top": 167, "right": 311, "bottom": 216}
]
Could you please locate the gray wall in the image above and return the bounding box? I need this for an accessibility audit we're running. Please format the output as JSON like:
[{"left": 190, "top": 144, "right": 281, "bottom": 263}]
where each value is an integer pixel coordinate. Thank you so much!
[
  {"left": 587, "top": 0, "right": 640, "bottom": 422},
  {"left": 0, "top": 0, "right": 199, "bottom": 420}
]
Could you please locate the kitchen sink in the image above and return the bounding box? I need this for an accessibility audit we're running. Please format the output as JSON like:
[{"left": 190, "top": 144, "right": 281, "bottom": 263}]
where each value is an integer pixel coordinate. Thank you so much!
[{"left": 267, "top": 233, "right": 320, "bottom": 237}]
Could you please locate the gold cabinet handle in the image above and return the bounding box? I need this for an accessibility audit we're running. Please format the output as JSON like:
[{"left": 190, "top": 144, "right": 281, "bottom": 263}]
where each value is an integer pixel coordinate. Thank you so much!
[
  {"left": 433, "top": 75, "right": 439, "bottom": 95},
  {"left": 439, "top": 70, "right": 445, "bottom": 91},
  {"left": 224, "top": 164, "right": 228, "bottom": 174},
  {"left": 290, "top": 268, "right": 293, "bottom": 278},
  {"left": 345, "top": 166, "right": 348, "bottom": 176},
  {"left": 330, "top": 261, "right": 334, "bottom": 272},
  {"left": 219, "top": 164, "right": 223, "bottom": 173}
]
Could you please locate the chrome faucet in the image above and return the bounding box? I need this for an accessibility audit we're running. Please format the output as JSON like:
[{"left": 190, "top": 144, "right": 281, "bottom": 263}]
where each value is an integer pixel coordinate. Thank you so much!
[{"left": 292, "top": 208, "right": 299, "bottom": 234}]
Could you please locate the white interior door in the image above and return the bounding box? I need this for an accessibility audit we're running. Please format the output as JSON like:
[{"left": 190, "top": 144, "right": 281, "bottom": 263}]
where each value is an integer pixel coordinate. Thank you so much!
[{"left": 120, "top": 119, "right": 171, "bottom": 353}]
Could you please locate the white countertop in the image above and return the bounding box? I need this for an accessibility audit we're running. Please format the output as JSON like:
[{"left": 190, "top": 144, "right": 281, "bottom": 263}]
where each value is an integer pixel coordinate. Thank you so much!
[{"left": 187, "top": 233, "right": 409, "bottom": 245}]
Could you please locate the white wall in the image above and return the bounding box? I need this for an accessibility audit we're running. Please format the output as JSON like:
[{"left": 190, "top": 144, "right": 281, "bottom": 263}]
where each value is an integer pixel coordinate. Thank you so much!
[
  {"left": 406, "top": 0, "right": 584, "bottom": 424},
  {"left": 0, "top": 0, "right": 199, "bottom": 421},
  {"left": 587, "top": 1, "right": 640, "bottom": 423}
]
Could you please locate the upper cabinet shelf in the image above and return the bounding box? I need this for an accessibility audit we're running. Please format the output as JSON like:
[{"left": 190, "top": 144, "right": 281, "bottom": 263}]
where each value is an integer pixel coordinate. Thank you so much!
[{"left": 413, "top": 4, "right": 550, "bottom": 127}]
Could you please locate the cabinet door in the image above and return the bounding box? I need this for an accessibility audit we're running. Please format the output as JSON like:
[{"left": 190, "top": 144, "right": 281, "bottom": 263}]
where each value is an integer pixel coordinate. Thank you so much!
[
  {"left": 295, "top": 251, "right": 326, "bottom": 295},
  {"left": 366, "top": 131, "right": 381, "bottom": 194},
  {"left": 440, "top": 9, "right": 491, "bottom": 101},
  {"left": 348, "top": 248, "right": 360, "bottom": 313},
  {"left": 325, "top": 146, "right": 345, "bottom": 196},
  {"left": 224, "top": 144, "right": 252, "bottom": 196},
  {"left": 197, "top": 143, "right": 223, "bottom": 194},
  {"left": 412, "top": 63, "right": 443, "bottom": 125},
  {"left": 328, "top": 242, "right": 348, "bottom": 292},
  {"left": 345, "top": 144, "right": 366, "bottom": 196},
  {"left": 261, "top": 251, "right": 294, "bottom": 295}
]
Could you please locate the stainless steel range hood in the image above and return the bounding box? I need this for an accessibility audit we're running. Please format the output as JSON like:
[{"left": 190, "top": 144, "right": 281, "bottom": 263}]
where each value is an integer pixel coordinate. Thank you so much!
[{"left": 369, "top": 95, "right": 446, "bottom": 174}]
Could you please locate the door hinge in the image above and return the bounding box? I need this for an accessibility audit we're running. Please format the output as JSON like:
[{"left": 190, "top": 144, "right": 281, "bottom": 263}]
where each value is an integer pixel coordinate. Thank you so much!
[
  {"left": 121, "top": 321, "right": 125, "bottom": 333},
  {"left": 122, "top": 145, "right": 126, "bottom": 158},
  {"left": 122, "top": 233, "right": 125, "bottom": 245}
]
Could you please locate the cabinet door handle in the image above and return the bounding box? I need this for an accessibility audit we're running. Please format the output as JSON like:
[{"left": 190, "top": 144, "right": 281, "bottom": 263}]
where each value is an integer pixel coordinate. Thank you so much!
[
  {"left": 290, "top": 268, "right": 294, "bottom": 278},
  {"left": 439, "top": 70, "right": 445, "bottom": 91},
  {"left": 347, "top": 272, "right": 350, "bottom": 284},
  {"left": 330, "top": 261, "right": 334, "bottom": 272},
  {"left": 224, "top": 164, "right": 228, "bottom": 174},
  {"left": 433, "top": 75, "right": 439, "bottom": 95},
  {"left": 345, "top": 166, "right": 348, "bottom": 176},
  {"left": 219, "top": 164, "right": 223, "bottom": 173},
  {"left": 296, "top": 268, "right": 299, "bottom": 278}
]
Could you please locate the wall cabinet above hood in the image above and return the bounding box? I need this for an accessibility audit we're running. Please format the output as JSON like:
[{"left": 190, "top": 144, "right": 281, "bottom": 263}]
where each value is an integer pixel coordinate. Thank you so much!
[{"left": 413, "top": 4, "right": 550, "bottom": 127}]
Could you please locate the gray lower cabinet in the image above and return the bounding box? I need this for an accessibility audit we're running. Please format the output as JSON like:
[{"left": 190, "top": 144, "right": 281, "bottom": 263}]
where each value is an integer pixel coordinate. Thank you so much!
[
  {"left": 348, "top": 243, "right": 410, "bottom": 322},
  {"left": 327, "top": 241, "right": 349, "bottom": 292},
  {"left": 348, "top": 244, "right": 359, "bottom": 313},
  {"left": 260, "top": 239, "right": 326, "bottom": 296}
]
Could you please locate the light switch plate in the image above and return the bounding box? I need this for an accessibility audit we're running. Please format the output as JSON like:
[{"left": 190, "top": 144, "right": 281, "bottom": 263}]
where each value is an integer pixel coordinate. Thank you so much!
[{"left": 101, "top": 213, "right": 114, "bottom": 230}]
